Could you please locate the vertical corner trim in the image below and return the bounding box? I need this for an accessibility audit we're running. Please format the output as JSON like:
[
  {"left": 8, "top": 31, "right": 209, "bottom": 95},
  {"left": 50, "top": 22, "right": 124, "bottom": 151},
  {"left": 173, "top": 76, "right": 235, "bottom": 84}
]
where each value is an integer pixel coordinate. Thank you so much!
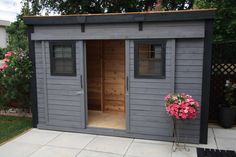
[
  {"left": 200, "top": 20, "right": 214, "bottom": 144},
  {"left": 41, "top": 41, "right": 49, "bottom": 123},
  {"left": 27, "top": 26, "right": 38, "bottom": 128}
]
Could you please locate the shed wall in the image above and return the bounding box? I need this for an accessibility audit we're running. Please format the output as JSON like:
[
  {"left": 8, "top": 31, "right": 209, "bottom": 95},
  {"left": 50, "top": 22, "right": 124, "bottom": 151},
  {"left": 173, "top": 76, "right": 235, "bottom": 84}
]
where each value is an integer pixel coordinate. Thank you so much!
[
  {"left": 175, "top": 39, "right": 203, "bottom": 142},
  {"left": 128, "top": 39, "right": 203, "bottom": 143}
]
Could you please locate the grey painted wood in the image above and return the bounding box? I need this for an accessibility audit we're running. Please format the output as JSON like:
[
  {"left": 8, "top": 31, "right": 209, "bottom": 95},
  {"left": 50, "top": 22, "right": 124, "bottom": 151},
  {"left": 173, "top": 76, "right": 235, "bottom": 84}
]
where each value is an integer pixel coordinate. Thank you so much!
[
  {"left": 127, "top": 38, "right": 204, "bottom": 143},
  {"left": 41, "top": 41, "right": 49, "bottom": 123},
  {"left": 35, "top": 40, "right": 84, "bottom": 129},
  {"left": 128, "top": 40, "right": 173, "bottom": 140},
  {"left": 80, "top": 41, "right": 86, "bottom": 129},
  {"left": 125, "top": 40, "right": 130, "bottom": 132},
  {"left": 33, "top": 20, "right": 206, "bottom": 144},
  {"left": 31, "top": 21, "right": 205, "bottom": 40},
  {"left": 174, "top": 39, "right": 204, "bottom": 140},
  {"left": 170, "top": 39, "right": 176, "bottom": 93}
]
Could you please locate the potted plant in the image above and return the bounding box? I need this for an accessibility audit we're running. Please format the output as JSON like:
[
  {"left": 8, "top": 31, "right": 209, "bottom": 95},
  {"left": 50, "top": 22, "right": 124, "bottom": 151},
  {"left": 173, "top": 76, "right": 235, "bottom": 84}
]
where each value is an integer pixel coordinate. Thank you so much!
[
  {"left": 219, "top": 80, "right": 236, "bottom": 128},
  {"left": 164, "top": 93, "right": 200, "bottom": 151}
]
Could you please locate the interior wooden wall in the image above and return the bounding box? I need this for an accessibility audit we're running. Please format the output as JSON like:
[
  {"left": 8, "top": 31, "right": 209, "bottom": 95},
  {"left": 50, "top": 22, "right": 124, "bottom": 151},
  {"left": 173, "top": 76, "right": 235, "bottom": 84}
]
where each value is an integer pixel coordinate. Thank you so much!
[
  {"left": 87, "top": 41, "right": 102, "bottom": 110},
  {"left": 103, "top": 40, "right": 125, "bottom": 112},
  {"left": 86, "top": 40, "right": 125, "bottom": 112}
]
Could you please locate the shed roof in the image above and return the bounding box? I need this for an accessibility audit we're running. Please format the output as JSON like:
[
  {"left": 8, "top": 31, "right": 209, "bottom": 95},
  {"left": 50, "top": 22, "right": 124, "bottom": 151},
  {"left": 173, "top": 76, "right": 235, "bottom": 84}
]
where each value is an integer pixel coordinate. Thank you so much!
[{"left": 24, "top": 9, "right": 215, "bottom": 26}]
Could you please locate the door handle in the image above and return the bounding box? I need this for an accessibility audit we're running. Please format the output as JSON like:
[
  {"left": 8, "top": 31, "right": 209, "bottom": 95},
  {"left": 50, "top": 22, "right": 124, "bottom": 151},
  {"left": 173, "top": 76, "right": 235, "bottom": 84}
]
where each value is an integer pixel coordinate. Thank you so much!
[
  {"left": 80, "top": 75, "right": 83, "bottom": 89},
  {"left": 76, "top": 91, "right": 83, "bottom": 95},
  {"left": 126, "top": 76, "right": 129, "bottom": 91}
]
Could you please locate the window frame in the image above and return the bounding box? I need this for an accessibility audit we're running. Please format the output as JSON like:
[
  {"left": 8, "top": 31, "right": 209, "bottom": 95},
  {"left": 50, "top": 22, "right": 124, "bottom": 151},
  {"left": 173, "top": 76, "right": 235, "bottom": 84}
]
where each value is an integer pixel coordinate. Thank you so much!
[
  {"left": 134, "top": 39, "right": 166, "bottom": 79},
  {"left": 49, "top": 41, "right": 76, "bottom": 76}
]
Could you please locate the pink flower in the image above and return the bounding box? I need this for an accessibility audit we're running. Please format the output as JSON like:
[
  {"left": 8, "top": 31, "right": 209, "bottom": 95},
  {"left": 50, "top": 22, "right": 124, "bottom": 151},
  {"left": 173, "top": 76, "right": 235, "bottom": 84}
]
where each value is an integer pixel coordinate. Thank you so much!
[
  {"left": 164, "top": 93, "right": 200, "bottom": 120},
  {"left": 3, "top": 58, "right": 9, "bottom": 62},
  {"left": 5, "top": 52, "right": 13, "bottom": 58}
]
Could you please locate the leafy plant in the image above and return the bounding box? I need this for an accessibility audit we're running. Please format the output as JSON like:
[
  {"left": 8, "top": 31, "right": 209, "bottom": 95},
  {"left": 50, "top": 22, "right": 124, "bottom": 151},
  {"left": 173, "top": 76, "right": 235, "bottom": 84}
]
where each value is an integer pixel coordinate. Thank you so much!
[
  {"left": 224, "top": 80, "right": 236, "bottom": 107},
  {"left": 196, "top": 0, "right": 236, "bottom": 43},
  {"left": 6, "top": 20, "right": 28, "bottom": 52},
  {"left": 0, "top": 48, "right": 8, "bottom": 59},
  {"left": 0, "top": 50, "right": 32, "bottom": 110}
]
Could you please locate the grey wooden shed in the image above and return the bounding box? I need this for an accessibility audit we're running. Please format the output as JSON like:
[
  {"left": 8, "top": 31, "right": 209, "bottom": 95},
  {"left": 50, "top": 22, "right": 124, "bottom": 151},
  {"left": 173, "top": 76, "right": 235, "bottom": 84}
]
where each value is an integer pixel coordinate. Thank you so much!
[{"left": 24, "top": 9, "right": 215, "bottom": 144}]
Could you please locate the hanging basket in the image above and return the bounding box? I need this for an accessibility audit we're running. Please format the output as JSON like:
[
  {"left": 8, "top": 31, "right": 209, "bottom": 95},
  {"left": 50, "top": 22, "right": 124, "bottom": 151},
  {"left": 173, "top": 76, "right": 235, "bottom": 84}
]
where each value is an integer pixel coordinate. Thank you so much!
[{"left": 164, "top": 93, "right": 200, "bottom": 152}]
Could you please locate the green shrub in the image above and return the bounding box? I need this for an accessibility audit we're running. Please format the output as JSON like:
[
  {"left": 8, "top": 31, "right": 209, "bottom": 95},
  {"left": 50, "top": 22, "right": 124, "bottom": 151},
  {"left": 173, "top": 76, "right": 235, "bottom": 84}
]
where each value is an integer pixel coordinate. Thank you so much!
[
  {"left": 0, "top": 49, "right": 32, "bottom": 110},
  {"left": 0, "top": 48, "right": 8, "bottom": 59}
]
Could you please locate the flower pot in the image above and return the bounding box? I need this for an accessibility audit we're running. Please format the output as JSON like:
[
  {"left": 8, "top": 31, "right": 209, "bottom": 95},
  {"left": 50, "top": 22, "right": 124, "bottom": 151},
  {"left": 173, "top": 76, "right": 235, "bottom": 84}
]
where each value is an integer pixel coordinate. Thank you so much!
[{"left": 219, "top": 106, "right": 236, "bottom": 128}]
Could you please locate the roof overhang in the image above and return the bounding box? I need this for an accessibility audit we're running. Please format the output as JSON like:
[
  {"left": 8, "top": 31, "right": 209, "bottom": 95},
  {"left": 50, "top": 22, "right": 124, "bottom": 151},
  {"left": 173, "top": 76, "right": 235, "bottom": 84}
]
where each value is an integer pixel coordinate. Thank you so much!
[{"left": 24, "top": 9, "right": 216, "bottom": 26}]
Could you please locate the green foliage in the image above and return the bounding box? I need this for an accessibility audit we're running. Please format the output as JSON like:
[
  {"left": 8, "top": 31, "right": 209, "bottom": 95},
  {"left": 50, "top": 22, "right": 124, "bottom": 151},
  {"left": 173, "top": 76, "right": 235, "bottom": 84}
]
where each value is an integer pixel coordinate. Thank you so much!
[
  {"left": 162, "top": 0, "right": 194, "bottom": 10},
  {"left": 0, "top": 50, "right": 32, "bottom": 110},
  {"left": 0, "top": 116, "right": 32, "bottom": 144},
  {"left": 23, "top": 0, "right": 193, "bottom": 15},
  {"left": 6, "top": 20, "right": 28, "bottom": 52},
  {"left": 0, "top": 48, "right": 8, "bottom": 59},
  {"left": 224, "top": 80, "right": 236, "bottom": 107},
  {"left": 196, "top": 0, "right": 236, "bottom": 42}
]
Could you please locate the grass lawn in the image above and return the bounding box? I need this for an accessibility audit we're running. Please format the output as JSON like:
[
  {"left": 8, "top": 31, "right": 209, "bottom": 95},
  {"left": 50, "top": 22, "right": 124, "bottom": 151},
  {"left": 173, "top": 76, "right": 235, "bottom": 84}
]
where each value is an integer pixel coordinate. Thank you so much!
[{"left": 0, "top": 116, "right": 32, "bottom": 144}]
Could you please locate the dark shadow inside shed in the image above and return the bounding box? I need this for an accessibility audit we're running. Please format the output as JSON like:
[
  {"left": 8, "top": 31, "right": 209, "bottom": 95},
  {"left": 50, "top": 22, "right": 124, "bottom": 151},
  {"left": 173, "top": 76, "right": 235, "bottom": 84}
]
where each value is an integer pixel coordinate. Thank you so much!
[{"left": 86, "top": 40, "right": 126, "bottom": 129}]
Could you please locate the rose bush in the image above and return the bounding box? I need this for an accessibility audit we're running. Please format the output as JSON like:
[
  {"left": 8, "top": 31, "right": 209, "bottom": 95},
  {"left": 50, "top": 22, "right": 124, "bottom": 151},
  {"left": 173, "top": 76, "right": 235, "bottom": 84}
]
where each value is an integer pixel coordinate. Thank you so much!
[
  {"left": 0, "top": 49, "right": 32, "bottom": 110},
  {"left": 164, "top": 93, "right": 200, "bottom": 120}
]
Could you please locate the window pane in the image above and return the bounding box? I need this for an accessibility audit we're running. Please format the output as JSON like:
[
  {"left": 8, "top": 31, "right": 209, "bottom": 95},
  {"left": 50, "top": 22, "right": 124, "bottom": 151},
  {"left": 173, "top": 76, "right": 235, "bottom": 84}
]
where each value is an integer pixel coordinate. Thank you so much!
[
  {"left": 54, "top": 46, "right": 63, "bottom": 58},
  {"left": 54, "top": 45, "right": 72, "bottom": 58},
  {"left": 51, "top": 42, "right": 76, "bottom": 76},
  {"left": 63, "top": 47, "right": 72, "bottom": 58},
  {"left": 54, "top": 60, "right": 64, "bottom": 73},
  {"left": 64, "top": 60, "right": 74, "bottom": 73},
  {"left": 137, "top": 43, "right": 163, "bottom": 76}
]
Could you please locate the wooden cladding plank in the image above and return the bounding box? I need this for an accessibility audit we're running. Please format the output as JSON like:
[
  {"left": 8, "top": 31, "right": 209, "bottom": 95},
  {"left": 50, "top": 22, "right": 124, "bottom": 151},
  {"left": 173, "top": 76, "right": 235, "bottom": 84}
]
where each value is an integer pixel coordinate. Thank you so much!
[
  {"left": 104, "top": 100, "right": 125, "bottom": 111},
  {"left": 103, "top": 40, "right": 125, "bottom": 112}
]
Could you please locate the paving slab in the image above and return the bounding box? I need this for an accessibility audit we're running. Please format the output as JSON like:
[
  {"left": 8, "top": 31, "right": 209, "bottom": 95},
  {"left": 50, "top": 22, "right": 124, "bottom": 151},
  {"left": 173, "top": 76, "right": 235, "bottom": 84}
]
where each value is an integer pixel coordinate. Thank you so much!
[
  {"left": 13, "top": 129, "right": 62, "bottom": 145},
  {"left": 77, "top": 150, "right": 122, "bottom": 157},
  {"left": 85, "top": 136, "right": 132, "bottom": 155},
  {"left": 30, "top": 145, "right": 81, "bottom": 157},
  {"left": 213, "top": 128, "right": 236, "bottom": 139},
  {"left": 0, "top": 141, "right": 41, "bottom": 157},
  {"left": 48, "top": 132, "right": 96, "bottom": 149},
  {"left": 171, "top": 147, "right": 197, "bottom": 157},
  {"left": 187, "top": 128, "right": 217, "bottom": 149},
  {"left": 216, "top": 138, "right": 236, "bottom": 151},
  {"left": 126, "top": 141, "right": 172, "bottom": 157},
  {"left": 213, "top": 128, "right": 236, "bottom": 151}
]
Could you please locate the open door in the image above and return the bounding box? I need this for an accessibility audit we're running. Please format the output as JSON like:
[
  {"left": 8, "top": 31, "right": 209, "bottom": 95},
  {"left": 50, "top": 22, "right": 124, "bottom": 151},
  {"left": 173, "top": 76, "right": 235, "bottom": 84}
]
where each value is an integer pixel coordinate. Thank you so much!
[{"left": 85, "top": 40, "right": 126, "bottom": 130}]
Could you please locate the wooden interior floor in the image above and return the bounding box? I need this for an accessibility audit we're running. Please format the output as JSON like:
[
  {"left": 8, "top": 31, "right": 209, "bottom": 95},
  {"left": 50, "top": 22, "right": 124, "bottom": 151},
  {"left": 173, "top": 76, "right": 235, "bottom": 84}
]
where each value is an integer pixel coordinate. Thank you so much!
[{"left": 88, "top": 110, "right": 126, "bottom": 130}]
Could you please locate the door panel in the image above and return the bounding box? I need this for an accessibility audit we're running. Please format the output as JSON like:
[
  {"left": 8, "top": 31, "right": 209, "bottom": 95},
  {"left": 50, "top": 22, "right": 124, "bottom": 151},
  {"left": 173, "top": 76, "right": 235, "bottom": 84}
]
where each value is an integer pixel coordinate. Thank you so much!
[{"left": 43, "top": 41, "right": 85, "bottom": 129}]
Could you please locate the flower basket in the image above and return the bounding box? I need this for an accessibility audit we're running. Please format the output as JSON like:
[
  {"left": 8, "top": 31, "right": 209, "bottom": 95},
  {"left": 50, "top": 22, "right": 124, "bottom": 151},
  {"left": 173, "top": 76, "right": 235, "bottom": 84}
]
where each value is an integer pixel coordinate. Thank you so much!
[{"left": 164, "top": 93, "right": 200, "bottom": 151}]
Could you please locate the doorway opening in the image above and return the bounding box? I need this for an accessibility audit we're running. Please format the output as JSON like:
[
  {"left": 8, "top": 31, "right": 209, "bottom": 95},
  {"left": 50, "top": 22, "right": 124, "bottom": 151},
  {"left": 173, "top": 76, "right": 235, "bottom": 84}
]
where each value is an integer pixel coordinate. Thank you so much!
[{"left": 86, "top": 40, "right": 126, "bottom": 130}]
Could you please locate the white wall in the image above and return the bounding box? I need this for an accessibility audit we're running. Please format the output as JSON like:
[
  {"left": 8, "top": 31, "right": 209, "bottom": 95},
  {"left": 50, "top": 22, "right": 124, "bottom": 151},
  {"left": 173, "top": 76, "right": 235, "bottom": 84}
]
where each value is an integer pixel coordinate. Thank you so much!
[{"left": 0, "top": 26, "right": 7, "bottom": 48}]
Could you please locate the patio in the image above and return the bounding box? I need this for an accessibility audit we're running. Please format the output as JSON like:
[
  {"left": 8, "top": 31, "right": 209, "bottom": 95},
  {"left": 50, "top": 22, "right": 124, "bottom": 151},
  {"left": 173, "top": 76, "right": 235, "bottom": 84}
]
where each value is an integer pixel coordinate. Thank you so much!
[{"left": 0, "top": 125, "right": 235, "bottom": 157}]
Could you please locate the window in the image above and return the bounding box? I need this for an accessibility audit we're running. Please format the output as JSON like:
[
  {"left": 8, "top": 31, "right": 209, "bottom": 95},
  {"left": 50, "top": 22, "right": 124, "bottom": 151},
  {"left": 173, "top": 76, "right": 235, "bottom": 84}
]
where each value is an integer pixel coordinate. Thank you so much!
[
  {"left": 50, "top": 41, "right": 76, "bottom": 76},
  {"left": 134, "top": 40, "right": 166, "bottom": 78}
]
